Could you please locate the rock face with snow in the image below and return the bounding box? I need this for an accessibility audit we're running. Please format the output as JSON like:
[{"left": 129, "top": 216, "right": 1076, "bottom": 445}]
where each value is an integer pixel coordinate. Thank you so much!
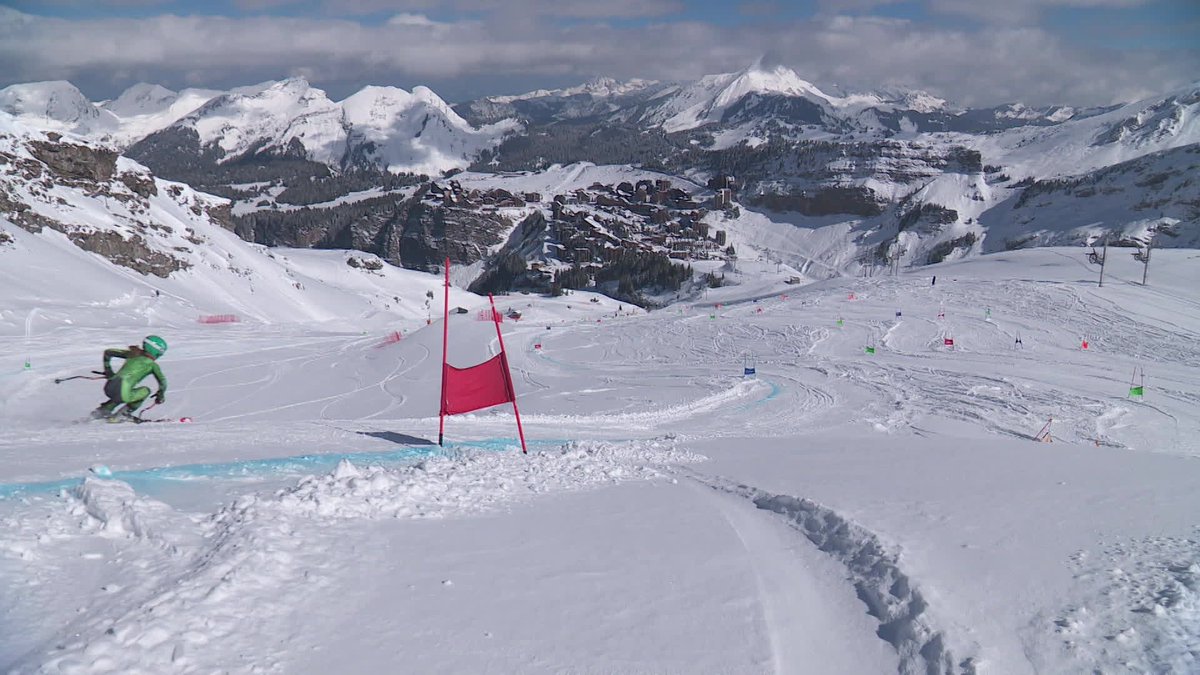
[
  {"left": 471, "top": 68, "right": 1198, "bottom": 270},
  {"left": 454, "top": 77, "right": 666, "bottom": 126},
  {"left": 232, "top": 182, "right": 513, "bottom": 271},
  {"left": 0, "top": 115, "right": 230, "bottom": 277},
  {"left": 0, "top": 113, "right": 461, "bottom": 327}
]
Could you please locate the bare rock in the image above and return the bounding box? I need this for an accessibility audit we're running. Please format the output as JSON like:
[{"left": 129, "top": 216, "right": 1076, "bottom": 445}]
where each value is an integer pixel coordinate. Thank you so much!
[{"left": 28, "top": 140, "right": 117, "bottom": 183}]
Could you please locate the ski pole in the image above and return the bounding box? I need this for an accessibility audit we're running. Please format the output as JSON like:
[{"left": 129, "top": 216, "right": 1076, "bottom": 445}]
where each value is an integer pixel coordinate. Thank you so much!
[{"left": 54, "top": 371, "right": 107, "bottom": 384}]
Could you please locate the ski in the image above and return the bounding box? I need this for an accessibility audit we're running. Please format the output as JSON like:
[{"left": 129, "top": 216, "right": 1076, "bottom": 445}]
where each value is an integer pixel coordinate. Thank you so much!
[
  {"left": 131, "top": 416, "right": 193, "bottom": 424},
  {"left": 123, "top": 416, "right": 193, "bottom": 425},
  {"left": 80, "top": 415, "right": 193, "bottom": 425}
]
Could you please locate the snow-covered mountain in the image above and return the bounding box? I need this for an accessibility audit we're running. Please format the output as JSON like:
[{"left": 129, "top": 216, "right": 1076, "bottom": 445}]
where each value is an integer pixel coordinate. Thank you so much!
[
  {"left": 455, "top": 77, "right": 670, "bottom": 127},
  {"left": 968, "top": 81, "right": 1200, "bottom": 179},
  {"left": 179, "top": 78, "right": 348, "bottom": 165},
  {"left": 1, "top": 79, "right": 517, "bottom": 176},
  {"left": 342, "top": 85, "right": 518, "bottom": 176},
  {"left": 488, "top": 77, "right": 661, "bottom": 104},
  {"left": 124, "top": 77, "right": 518, "bottom": 176},
  {"left": 100, "top": 83, "right": 179, "bottom": 117},
  {"left": 641, "top": 64, "right": 842, "bottom": 133},
  {"left": 0, "top": 80, "right": 120, "bottom": 137},
  {"left": 2, "top": 69, "right": 1196, "bottom": 284},
  {"left": 0, "top": 80, "right": 224, "bottom": 150},
  {"left": 99, "top": 83, "right": 224, "bottom": 147},
  {"left": 0, "top": 112, "right": 461, "bottom": 325}
]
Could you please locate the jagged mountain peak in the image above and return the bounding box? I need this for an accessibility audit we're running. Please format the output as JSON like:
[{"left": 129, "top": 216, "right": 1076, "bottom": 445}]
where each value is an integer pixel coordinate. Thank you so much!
[
  {"left": 641, "top": 62, "right": 841, "bottom": 132},
  {"left": 715, "top": 63, "right": 832, "bottom": 106}
]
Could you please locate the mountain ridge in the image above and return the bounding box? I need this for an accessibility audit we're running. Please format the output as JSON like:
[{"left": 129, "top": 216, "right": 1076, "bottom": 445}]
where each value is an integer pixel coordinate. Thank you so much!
[{"left": 2, "top": 66, "right": 1196, "bottom": 302}]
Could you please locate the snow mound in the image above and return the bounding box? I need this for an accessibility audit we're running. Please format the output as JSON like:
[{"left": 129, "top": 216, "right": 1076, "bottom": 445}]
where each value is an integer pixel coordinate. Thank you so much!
[
  {"left": 19, "top": 439, "right": 701, "bottom": 674},
  {"left": 1041, "top": 536, "right": 1200, "bottom": 673},
  {"left": 277, "top": 439, "right": 703, "bottom": 519}
]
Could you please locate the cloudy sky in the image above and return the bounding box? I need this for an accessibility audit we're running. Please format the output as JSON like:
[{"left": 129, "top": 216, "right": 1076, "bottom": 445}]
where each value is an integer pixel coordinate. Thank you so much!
[{"left": 0, "top": 0, "right": 1196, "bottom": 107}]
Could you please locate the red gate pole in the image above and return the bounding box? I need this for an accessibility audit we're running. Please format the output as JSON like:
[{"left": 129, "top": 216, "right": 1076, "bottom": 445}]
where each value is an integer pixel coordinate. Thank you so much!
[
  {"left": 438, "top": 257, "right": 451, "bottom": 446},
  {"left": 489, "top": 294, "right": 527, "bottom": 454}
]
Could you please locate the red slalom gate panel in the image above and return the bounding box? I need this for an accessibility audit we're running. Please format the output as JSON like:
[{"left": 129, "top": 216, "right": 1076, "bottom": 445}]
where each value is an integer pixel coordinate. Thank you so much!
[
  {"left": 198, "top": 314, "right": 239, "bottom": 324},
  {"left": 375, "top": 331, "right": 404, "bottom": 348}
]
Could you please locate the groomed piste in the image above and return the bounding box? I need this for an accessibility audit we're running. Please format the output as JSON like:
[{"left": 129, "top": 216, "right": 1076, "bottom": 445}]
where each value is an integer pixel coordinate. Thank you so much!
[{"left": 2, "top": 244, "right": 1199, "bottom": 674}]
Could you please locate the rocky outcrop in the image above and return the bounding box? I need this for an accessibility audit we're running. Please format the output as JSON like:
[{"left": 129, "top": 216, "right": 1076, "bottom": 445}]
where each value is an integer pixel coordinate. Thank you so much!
[
  {"left": 28, "top": 140, "right": 117, "bottom": 183},
  {"left": 395, "top": 200, "right": 510, "bottom": 270},
  {"left": 1, "top": 131, "right": 200, "bottom": 276},
  {"left": 232, "top": 185, "right": 512, "bottom": 270},
  {"left": 119, "top": 169, "right": 158, "bottom": 198},
  {"left": 127, "top": 126, "right": 333, "bottom": 191},
  {"left": 926, "top": 232, "right": 977, "bottom": 264},
  {"left": 68, "top": 230, "right": 185, "bottom": 277},
  {"left": 898, "top": 203, "right": 959, "bottom": 234},
  {"left": 747, "top": 186, "right": 885, "bottom": 217},
  {"left": 699, "top": 139, "right": 980, "bottom": 218}
]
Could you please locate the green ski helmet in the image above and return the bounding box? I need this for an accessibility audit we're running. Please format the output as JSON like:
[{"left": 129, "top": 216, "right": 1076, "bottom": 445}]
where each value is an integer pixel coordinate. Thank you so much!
[{"left": 142, "top": 335, "right": 168, "bottom": 358}]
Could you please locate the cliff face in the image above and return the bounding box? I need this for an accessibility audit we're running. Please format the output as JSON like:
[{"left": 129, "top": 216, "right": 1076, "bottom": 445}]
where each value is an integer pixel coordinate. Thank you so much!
[
  {"left": 231, "top": 185, "right": 512, "bottom": 271},
  {"left": 1, "top": 120, "right": 230, "bottom": 278}
]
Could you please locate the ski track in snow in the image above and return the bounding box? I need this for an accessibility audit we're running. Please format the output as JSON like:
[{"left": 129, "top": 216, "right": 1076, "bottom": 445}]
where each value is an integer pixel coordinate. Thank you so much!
[{"left": 682, "top": 469, "right": 976, "bottom": 675}]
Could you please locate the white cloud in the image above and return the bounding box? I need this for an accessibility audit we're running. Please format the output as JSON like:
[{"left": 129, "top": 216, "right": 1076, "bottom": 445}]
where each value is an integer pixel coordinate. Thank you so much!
[
  {"left": 928, "top": 0, "right": 1149, "bottom": 24},
  {"left": 14, "top": 0, "right": 171, "bottom": 6},
  {"left": 386, "top": 13, "right": 439, "bottom": 26},
  {"left": 815, "top": 0, "right": 909, "bottom": 12},
  {"left": 323, "top": 0, "right": 685, "bottom": 18},
  {"left": 0, "top": 8, "right": 1193, "bottom": 106},
  {"left": 233, "top": 0, "right": 306, "bottom": 11}
]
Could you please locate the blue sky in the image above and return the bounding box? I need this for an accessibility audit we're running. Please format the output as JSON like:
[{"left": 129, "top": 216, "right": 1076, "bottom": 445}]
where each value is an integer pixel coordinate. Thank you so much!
[{"left": 1, "top": 0, "right": 1196, "bottom": 105}]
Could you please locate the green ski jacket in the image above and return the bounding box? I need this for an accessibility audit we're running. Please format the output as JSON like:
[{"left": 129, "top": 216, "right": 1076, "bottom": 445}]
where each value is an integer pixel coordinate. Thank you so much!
[{"left": 104, "top": 348, "right": 167, "bottom": 395}]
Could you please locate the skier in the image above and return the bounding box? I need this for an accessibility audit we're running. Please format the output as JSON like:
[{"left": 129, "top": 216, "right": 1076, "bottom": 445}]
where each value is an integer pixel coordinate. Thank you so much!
[{"left": 91, "top": 336, "right": 168, "bottom": 421}]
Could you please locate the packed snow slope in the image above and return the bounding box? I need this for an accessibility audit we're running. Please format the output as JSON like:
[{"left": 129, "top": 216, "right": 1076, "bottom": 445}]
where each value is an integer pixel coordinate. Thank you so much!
[{"left": 1, "top": 248, "right": 1198, "bottom": 674}]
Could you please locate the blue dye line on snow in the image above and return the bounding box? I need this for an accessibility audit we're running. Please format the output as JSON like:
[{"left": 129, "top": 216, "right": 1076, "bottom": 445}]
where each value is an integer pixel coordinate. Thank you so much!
[
  {"left": 735, "top": 378, "right": 782, "bottom": 411},
  {"left": 0, "top": 438, "right": 567, "bottom": 501}
]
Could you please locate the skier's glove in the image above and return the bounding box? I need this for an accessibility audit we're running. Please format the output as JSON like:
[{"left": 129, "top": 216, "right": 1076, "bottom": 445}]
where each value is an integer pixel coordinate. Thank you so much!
[
  {"left": 103, "top": 368, "right": 114, "bottom": 378},
  {"left": 154, "top": 392, "right": 166, "bottom": 404}
]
